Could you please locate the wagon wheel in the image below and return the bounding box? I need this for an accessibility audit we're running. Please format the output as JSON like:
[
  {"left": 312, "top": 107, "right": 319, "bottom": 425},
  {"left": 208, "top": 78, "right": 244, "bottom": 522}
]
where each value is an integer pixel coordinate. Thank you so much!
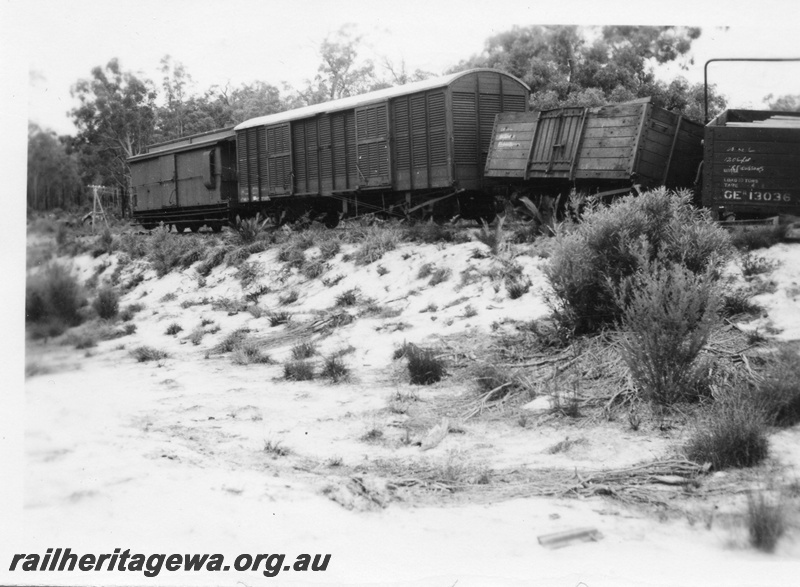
[
  {"left": 480, "top": 210, "right": 497, "bottom": 225},
  {"left": 142, "top": 222, "right": 156, "bottom": 230},
  {"left": 323, "top": 212, "right": 340, "bottom": 229},
  {"left": 189, "top": 223, "right": 202, "bottom": 233},
  {"left": 210, "top": 222, "right": 223, "bottom": 233}
]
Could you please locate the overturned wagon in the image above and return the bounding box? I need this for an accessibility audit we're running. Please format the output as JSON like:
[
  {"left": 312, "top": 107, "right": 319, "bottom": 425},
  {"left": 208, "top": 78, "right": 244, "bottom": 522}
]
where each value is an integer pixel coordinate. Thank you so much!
[
  {"left": 484, "top": 98, "right": 704, "bottom": 198},
  {"left": 702, "top": 109, "right": 800, "bottom": 219}
]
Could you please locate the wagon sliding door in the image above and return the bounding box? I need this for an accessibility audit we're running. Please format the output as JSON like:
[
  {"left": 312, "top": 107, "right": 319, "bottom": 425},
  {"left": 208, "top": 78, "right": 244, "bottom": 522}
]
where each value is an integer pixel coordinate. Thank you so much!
[{"left": 355, "top": 104, "right": 391, "bottom": 188}]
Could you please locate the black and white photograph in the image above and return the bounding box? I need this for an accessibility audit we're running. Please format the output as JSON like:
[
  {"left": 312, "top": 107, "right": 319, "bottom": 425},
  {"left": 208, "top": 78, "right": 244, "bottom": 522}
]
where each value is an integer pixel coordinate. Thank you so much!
[{"left": 5, "top": 0, "right": 800, "bottom": 585}]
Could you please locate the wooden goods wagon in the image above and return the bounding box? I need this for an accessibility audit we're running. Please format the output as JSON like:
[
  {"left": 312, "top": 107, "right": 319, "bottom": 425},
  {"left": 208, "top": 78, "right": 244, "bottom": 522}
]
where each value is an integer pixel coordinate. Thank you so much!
[
  {"left": 129, "top": 128, "right": 237, "bottom": 230},
  {"left": 702, "top": 109, "right": 800, "bottom": 218},
  {"left": 484, "top": 98, "right": 704, "bottom": 192},
  {"left": 233, "top": 69, "right": 529, "bottom": 222}
]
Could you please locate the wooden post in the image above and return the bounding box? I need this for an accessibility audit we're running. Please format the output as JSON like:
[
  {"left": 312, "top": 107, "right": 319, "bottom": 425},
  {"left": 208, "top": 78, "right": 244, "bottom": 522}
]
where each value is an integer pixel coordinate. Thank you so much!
[{"left": 89, "top": 185, "right": 110, "bottom": 233}]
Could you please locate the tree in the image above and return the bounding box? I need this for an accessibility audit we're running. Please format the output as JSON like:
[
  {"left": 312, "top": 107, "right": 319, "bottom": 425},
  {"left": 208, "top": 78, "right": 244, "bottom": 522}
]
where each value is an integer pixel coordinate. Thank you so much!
[
  {"left": 156, "top": 55, "right": 193, "bottom": 140},
  {"left": 765, "top": 93, "right": 800, "bottom": 112},
  {"left": 225, "top": 81, "right": 288, "bottom": 123},
  {"left": 70, "top": 59, "right": 157, "bottom": 191},
  {"left": 27, "top": 123, "right": 83, "bottom": 211},
  {"left": 296, "top": 25, "right": 378, "bottom": 105},
  {"left": 381, "top": 58, "right": 434, "bottom": 86},
  {"left": 449, "top": 26, "right": 716, "bottom": 122}
]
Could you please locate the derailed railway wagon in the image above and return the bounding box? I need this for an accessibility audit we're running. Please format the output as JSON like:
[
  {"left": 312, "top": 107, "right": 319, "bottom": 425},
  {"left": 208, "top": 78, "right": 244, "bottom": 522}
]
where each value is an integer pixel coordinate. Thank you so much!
[
  {"left": 702, "top": 109, "right": 800, "bottom": 219},
  {"left": 129, "top": 69, "right": 531, "bottom": 228},
  {"left": 232, "top": 68, "right": 530, "bottom": 225},
  {"left": 129, "top": 128, "right": 237, "bottom": 231},
  {"left": 484, "top": 98, "right": 705, "bottom": 199}
]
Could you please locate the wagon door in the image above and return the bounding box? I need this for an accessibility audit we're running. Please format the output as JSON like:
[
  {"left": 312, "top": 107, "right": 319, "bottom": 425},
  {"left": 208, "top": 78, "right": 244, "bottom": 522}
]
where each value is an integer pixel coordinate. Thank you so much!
[
  {"left": 159, "top": 155, "right": 177, "bottom": 207},
  {"left": 527, "top": 108, "right": 586, "bottom": 179},
  {"left": 355, "top": 103, "right": 391, "bottom": 188},
  {"left": 266, "top": 124, "right": 292, "bottom": 196}
]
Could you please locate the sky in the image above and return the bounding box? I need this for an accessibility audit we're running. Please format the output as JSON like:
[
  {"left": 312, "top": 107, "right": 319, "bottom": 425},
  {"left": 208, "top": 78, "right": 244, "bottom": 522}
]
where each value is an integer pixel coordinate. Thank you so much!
[{"left": 6, "top": 0, "right": 800, "bottom": 138}]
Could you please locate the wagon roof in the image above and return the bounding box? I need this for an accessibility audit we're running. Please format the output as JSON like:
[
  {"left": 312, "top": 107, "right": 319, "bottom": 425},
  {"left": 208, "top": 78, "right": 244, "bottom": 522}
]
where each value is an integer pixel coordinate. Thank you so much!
[
  {"left": 234, "top": 69, "right": 530, "bottom": 131},
  {"left": 129, "top": 127, "right": 236, "bottom": 162}
]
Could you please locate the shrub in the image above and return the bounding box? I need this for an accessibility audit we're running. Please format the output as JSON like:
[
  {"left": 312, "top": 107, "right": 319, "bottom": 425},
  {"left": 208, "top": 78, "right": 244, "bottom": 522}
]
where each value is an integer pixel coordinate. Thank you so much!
[
  {"left": 214, "top": 328, "right": 249, "bottom": 353},
  {"left": 119, "top": 303, "right": 144, "bottom": 322},
  {"left": 351, "top": 225, "right": 400, "bottom": 265},
  {"left": 545, "top": 189, "right": 732, "bottom": 335},
  {"left": 55, "top": 222, "right": 70, "bottom": 247},
  {"left": 753, "top": 348, "right": 800, "bottom": 427},
  {"left": 284, "top": 360, "right": 314, "bottom": 381},
  {"left": 317, "top": 237, "right": 341, "bottom": 260},
  {"left": 231, "top": 341, "right": 273, "bottom": 365},
  {"left": 279, "top": 290, "right": 299, "bottom": 305},
  {"left": 321, "top": 356, "right": 349, "bottom": 382},
  {"left": 178, "top": 248, "right": 204, "bottom": 269},
  {"left": 617, "top": 261, "right": 720, "bottom": 405},
  {"left": 236, "top": 261, "right": 264, "bottom": 288},
  {"left": 730, "top": 223, "right": 787, "bottom": 251},
  {"left": 196, "top": 247, "right": 228, "bottom": 277},
  {"left": 116, "top": 233, "right": 148, "bottom": 259},
  {"left": 428, "top": 267, "right": 452, "bottom": 286},
  {"left": 93, "top": 228, "right": 115, "bottom": 256},
  {"left": 720, "top": 288, "right": 762, "bottom": 318},
  {"left": 211, "top": 297, "right": 246, "bottom": 313},
  {"left": 233, "top": 214, "right": 269, "bottom": 244},
  {"left": 302, "top": 260, "right": 326, "bottom": 279},
  {"left": 685, "top": 393, "right": 769, "bottom": 470},
  {"left": 741, "top": 253, "right": 776, "bottom": 278},
  {"left": 291, "top": 341, "right": 316, "bottom": 360},
  {"left": 26, "top": 263, "right": 84, "bottom": 328},
  {"left": 148, "top": 226, "right": 202, "bottom": 276},
  {"left": 403, "top": 221, "right": 462, "bottom": 244},
  {"left": 746, "top": 490, "right": 785, "bottom": 552},
  {"left": 64, "top": 331, "right": 97, "bottom": 349},
  {"left": 475, "top": 216, "right": 506, "bottom": 255},
  {"left": 268, "top": 311, "right": 292, "bottom": 326},
  {"left": 188, "top": 327, "right": 205, "bottom": 345},
  {"left": 263, "top": 439, "right": 291, "bottom": 457},
  {"left": 277, "top": 244, "right": 306, "bottom": 269},
  {"left": 322, "top": 274, "right": 345, "bottom": 288},
  {"left": 335, "top": 288, "right": 360, "bottom": 307},
  {"left": 164, "top": 323, "right": 183, "bottom": 336},
  {"left": 417, "top": 263, "right": 435, "bottom": 279},
  {"left": 88, "top": 284, "right": 114, "bottom": 316},
  {"left": 119, "top": 323, "right": 136, "bottom": 336},
  {"left": 130, "top": 346, "right": 169, "bottom": 362},
  {"left": 505, "top": 276, "right": 531, "bottom": 299},
  {"left": 406, "top": 345, "right": 446, "bottom": 385}
]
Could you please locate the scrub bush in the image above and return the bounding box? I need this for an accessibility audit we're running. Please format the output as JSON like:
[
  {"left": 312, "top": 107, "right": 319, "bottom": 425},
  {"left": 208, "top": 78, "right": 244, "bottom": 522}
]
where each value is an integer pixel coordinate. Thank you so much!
[{"left": 545, "top": 189, "right": 731, "bottom": 335}]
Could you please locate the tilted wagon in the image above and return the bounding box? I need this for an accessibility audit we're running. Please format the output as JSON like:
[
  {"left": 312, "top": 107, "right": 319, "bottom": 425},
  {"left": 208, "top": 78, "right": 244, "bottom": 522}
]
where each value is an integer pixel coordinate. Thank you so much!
[{"left": 484, "top": 98, "right": 704, "bottom": 196}]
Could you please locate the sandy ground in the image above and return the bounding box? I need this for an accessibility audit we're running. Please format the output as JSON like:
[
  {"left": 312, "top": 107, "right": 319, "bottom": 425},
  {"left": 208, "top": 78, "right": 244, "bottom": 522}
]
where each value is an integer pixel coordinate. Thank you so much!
[{"left": 8, "top": 228, "right": 800, "bottom": 586}]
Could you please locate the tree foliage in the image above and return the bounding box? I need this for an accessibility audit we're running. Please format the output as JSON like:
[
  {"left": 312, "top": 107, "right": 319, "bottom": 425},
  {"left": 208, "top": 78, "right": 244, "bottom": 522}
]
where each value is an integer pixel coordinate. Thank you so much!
[
  {"left": 449, "top": 25, "right": 721, "bottom": 122},
  {"left": 296, "top": 25, "right": 379, "bottom": 105},
  {"left": 27, "top": 123, "right": 83, "bottom": 211},
  {"left": 765, "top": 93, "right": 800, "bottom": 112},
  {"left": 70, "top": 58, "right": 157, "bottom": 190}
]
